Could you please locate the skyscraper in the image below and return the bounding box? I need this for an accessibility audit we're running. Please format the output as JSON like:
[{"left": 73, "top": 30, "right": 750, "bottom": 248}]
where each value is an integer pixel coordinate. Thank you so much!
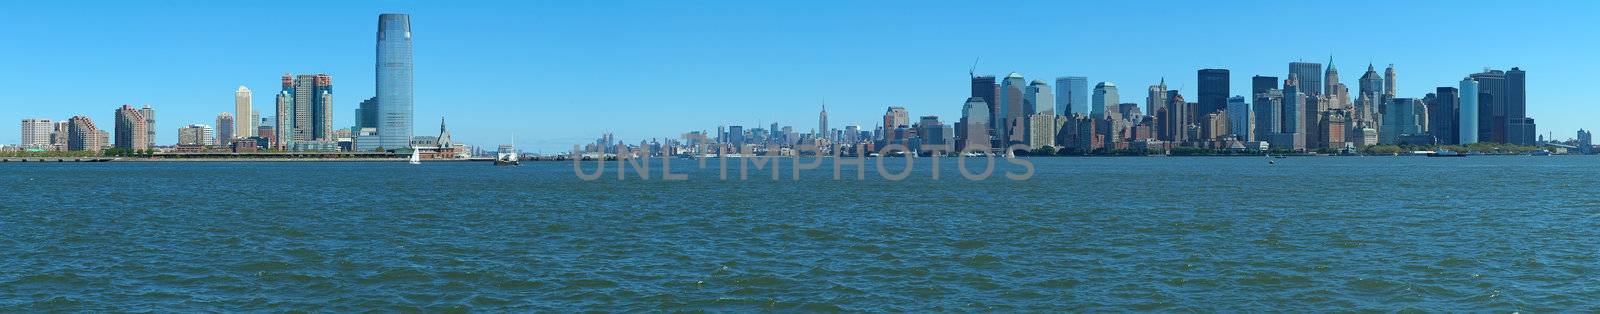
[
  {"left": 1288, "top": 62, "right": 1323, "bottom": 95},
  {"left": 999, "top": 73, "right": 1026, "bottom": 145},
  {"left": 1056, "top": 76, "right": 1089, "bottom": 117},
  {"left": 1092, "top": 82, "right": 1120, "bottom": 120},
  {"left": 817, "top": 104, "right": 829, "bottom": 142},
  {"left": 235, "top": 86, "right": 253, "bottom": 140},
  {"left": 376, "top": 13, "right": 415, "bottom": 150},
  {"left": 217, "top": 113, "right": 236, "bottom": 143},
  {"left": 959, "top": 97, "right": 990, "bottom": 151},
  {"left": 139, "top": 106, "right": 155, "bottom": 149},
  {"left": 1227, "top": 96, "right": 1250, "bottom": 141},
  {"left": 275, "top": 73, "right": 335, "bottom": 145},
  {"left": 1458, "top": 77, "right": 1480, "bottom": 144},
  {"left": 1505, "top": 67, "right": 1535, "bottom": 145},
  {"left": 114, "top": 104, "right": 148, "bottom": 150},
  {"left": 1383, "top": 64, "right": 1397, "bottom": 98},
  {"left": 1253, "top": 89, "right": 1283, "bottom": 145},
  {"left": 1470, "top": 69, "right": 1508, "bottom": 143},
  {"left": 1251, "top": 76, "right": 1278, "bottom": 98},
  {"left": 1146, "top": 79, "right": 1167, "bottom": 121},
  {"left": 971, "top": 75, "right": 998, "bottom": 139},
  {"left": 1381, "top": 98, "right": 1422, "bottom": 144},
  {"left": 67, "top": 116, "right": 100, "bottom": 151},
  {"left": 882, "top": 106, "right": 910, "bottom": 142},
  {"left": 1197, "top": 69, "right": 1230, "bottom": 115},
  {"left": 20, "top": 118, "right": 53, "bottom": 149},
  {"left": 1429, "top": 87, "right": 1459, "bottom": 144},
  {"left": 1027, "top": 80, "right": 1053, "bottom": 115}
]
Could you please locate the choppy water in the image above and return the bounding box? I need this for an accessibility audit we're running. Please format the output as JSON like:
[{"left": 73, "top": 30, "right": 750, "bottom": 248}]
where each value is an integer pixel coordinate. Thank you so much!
[{"left": 3, "top": 156, "right": 1599, "bottom": 311}]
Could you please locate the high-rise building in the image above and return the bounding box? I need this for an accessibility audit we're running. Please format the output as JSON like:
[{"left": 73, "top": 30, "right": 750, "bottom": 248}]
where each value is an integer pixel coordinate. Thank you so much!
[
  {"left": 1251, "top": 76, "right": 1278, "bottom": 99},
  {"left": 1504, "top": 67, "right": 1535, "bottom": 146},
  {"left": 20, "top": 118, "right": 53, "bottom": 149},
  {"left": 1459, "top": 77, "right": 1480, "bottom": 144},
  {"left": 217, "top": 113, "right": 236, "bottom": 142},
  {"left": 1289, "top": 62, "right": 1323, "bottom": 95},
  {"left": 971, "top": 75, "right": 998, "bottom": 141},
  {"left": 1381, "top": 98, "right": 1422, "bottom": 144},
  {"left": 999, "top": 73, "right": 1026, "bottom": 145},
  {"left": 818, "top": 104, "right": 829, "bottom": 142},
  {"left": 1384, "top": 64, "right": 1397, "bottom": 98},
  {"left": 1470, "top": 69, "right": 1508, "bottom": 143},
  {"left": 274, "top": 73, "right": 335, "bottom": 146},
  {"left": 1578, "top": 129, "right": 1593, "bottom": 154},
  {"left": 1092, "top": 82, "right": 1120, "bottom": 120},
  {"left": 959, "top": 97, "right": 990, "bottom": 151},
  {"left": 1197, "top": 69, "right": 1230, "bottom": 115},
  {"left": 1253, "top": 89, "right": 1283, "bottom": 145},
  {"left": 67, "top": 116, "right": 100, "bottom": 151},
  {"left": 1027, "top": 80, "right": 1053, "bottom": 115},
  {"left": 114, "top": 105, "right": 149, "bottom": 150},
  {"left": 235, "top": 86, "right": 253, "bottom": 139},
  {"left": 178, "top": 124, "right": 214, "bottom": 146},
  {"left": 1227, "top": 96, "right": 1250, "bottom": 141},
  {"left": 882, "top": 106, "right": 910, "bottom": 142},
  {"left": 1354, "top": 64, "right": 1384, "bottom": 128},
  {"left": 52, "top": 121, "right": 69, "bottom": 151},
  {"left": 1429, "top": 87, "right": 1459, "bottom": 144},
  {"left": 1146, "top": 79, "right": 1168, "bottom": 121},
  {"left": 1165, "top": 89, "right": 1187, "bottom": 142},
  {"left": 1056, "top": 76, "right": 1089, "bottom": 118},
  {"left": 355, "top": 97, "right": 378, "bottom": 130},
  {"left": 376, "top": 13, "right": 415, "bottom": 151},
  {"left": 139, "top": 106, "right": 155, "bottom": 149}
]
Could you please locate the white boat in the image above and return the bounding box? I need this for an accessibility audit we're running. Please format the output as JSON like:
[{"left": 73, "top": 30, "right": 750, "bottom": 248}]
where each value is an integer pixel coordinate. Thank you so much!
[{"left": 409, "top": 149, "right": 421, "bottom": 165}]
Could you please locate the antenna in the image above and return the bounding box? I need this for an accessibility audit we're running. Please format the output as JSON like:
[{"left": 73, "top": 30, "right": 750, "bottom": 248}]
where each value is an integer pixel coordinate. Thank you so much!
[{"left": 969, "top": 57, "right": 981, "bottom": 78}]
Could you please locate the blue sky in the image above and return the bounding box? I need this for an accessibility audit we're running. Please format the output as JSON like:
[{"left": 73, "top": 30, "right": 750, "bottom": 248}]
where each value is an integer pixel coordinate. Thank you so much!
[{"left": 2, "top": 0, "right": 1595, "bottom": 152}]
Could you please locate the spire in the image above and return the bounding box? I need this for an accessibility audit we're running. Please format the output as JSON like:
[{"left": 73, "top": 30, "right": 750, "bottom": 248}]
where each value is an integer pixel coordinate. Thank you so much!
[{"left": 1327, "top": 55, "right": 1335, "bottom": 70}]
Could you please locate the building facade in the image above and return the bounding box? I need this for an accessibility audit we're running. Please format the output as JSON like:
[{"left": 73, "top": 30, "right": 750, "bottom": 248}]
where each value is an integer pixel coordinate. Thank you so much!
[
  {"left": 114, "top": 105, "right": 148, "bottom": 150},
  {"left": 1197, "top": 69, "right": 1230, "bottom": 115},
  {"left": 235, "top": 85, "right": 253, "bottom": 140},
  {"left": 67, "top": 116, "right": 100, "bottom": 151},
  {"left": 376, "top": 13, "right": 415, "bottom": 150},
  {"left": 20, "top": 118, "right": 53, "bottom": 149}
]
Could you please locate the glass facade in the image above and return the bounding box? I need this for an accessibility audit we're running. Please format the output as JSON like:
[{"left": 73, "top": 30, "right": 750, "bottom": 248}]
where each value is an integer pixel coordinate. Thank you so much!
[{"left": 377, "top": 13, "right": 414, "bottom": 150}]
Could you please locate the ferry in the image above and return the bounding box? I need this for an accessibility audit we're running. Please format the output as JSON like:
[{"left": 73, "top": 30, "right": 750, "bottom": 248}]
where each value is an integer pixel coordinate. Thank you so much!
[{"left": 1427, "top": 149, "right": 1466, "bottom": 157}]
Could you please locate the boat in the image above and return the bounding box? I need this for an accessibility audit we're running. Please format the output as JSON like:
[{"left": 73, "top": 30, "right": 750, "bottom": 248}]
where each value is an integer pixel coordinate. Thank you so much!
[
  {"left": 1531, "top": 150, "right": 1552, "bottom": 156},
  {"left": 409, "top": 149, "right": 421, "bottom": 165},
  {"left": 1427, "top": 149, "right": 1466, "bottom": 157},
  {"left": 495, "top": 152, "right": 520, "bottom": 166}
]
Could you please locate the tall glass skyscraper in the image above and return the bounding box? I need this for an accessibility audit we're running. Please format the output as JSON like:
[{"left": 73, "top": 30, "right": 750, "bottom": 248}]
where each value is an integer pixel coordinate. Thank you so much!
[
  {"left": 376, "top": 13, "right": 414, "bottom": 150},
  {"left": 1055, "top": 77, "right": 1088, "bottom": 117}
]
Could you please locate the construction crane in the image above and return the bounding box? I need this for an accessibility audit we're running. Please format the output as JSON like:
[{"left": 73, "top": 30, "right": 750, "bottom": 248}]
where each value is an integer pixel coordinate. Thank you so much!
[{"left": 969, "top": 57, "right": 980, "bottom": 79}]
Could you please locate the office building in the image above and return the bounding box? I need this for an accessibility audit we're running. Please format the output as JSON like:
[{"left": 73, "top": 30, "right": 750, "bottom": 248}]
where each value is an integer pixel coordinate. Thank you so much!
[
  {"left": 21, "top": 118, "right": 53, "bottom": 149},
  {"left": 1056, "top": 76, "right": 1089, "bottom": 117},
  {"left": 1384, "top": 64, "right": 1397, "bottom": 98},
  {"left": 999, "top": 73, "right": 1026, "bottom": 145},
  {"left": 1197, "top": 69, "right": 1229, "bottom": 115},
  {"left": 1027, "top": 80, "right": 1053, "bottom": 115},
  {"left": 1146, "top": 79, "right": 1167, "bottom": 121},
  {"left": 1429, "top": 87, "right": 1459, "bottom": 144},
  {"left": 1251, "top": 76, "right": 1278, "bottom": 99},
  {"left": 217, "top": 113, "right": 236, "bottom": 142},
  {"left": 1092, "top": 82, "right": 1120, "bottom": 120},
  {"left": 971, "top": 75, "right": 998, "bottom": 140},
  {"left": 376, "top": 13, "right": 415, "bottom": 151},
  {"left": 1458, "top": 77, "right": 1480, "bottom": 144},
  {"left": 1254, "top": 89, "right": 1283, "bottom": 145},
  {"left": 959, "top": 97, "right": 990, "bottom": 151},
  {"left": 1289, "top": 62, "right": 1323, "bottom": 95},
  {"left": 1381, "top": 98, "right": 1422, "bottom": 144},
  {"left": 235, "top": 86, "right": 253, "bottom": 139},
  {"left": 1227, "top": 96, "right": 1250, "bottom": 141},
  {"left": 1470, "top": 69, "right": 1508, "bottom": 144},
  {"left": 114, "top": 105, "right": 149, "bottom": 150},
  {"left": 1504, "top": 68, "right": 1535, "bottom": 145}
]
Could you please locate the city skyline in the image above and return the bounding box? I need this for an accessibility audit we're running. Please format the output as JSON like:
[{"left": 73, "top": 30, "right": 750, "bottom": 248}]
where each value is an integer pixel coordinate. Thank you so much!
[{"left": 1, "top": 1, "right": 1597, "bottom": 152}]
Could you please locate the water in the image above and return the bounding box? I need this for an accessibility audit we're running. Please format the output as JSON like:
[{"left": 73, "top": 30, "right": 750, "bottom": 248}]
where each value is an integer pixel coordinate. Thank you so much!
[{"left": 2, "top": 157, "right": 1598, "bottom": 311}]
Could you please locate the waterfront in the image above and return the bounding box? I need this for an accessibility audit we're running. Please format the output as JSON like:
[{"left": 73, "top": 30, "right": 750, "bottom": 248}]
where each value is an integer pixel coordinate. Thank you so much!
[{"left": 2, "top": 157, "right": 1598, "bottom": 311}]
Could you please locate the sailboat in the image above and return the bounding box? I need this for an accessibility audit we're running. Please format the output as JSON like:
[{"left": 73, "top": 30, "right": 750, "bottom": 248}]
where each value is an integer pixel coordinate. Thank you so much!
[{"left": 409, "top": 148, "right": 421, "bottom": 165}]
